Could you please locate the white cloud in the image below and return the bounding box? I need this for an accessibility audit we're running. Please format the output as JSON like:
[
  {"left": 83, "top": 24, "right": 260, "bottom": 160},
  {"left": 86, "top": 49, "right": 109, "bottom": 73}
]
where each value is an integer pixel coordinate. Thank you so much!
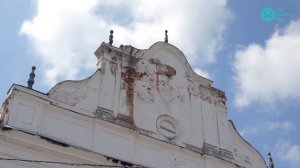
[
  {"left": 266, "top": 120, "right": 295, "bottom": 131},
  {"left": 238, "top": 126, "right": 258, "bottom": 137},
  {"left": 194, "top": 68, "right": 211, "bottom": 79},
  {"left": 20, "top": 0, "right": 232, "bottom": 86},
  {"left": 233, "top": 19, "right": 300, "bottom": 107},
  {"left": 274, "top": 139, "right": 300, "bottom": 168},
  {"left": 239, "top": 120, "right": 295, "bottom": 137}
]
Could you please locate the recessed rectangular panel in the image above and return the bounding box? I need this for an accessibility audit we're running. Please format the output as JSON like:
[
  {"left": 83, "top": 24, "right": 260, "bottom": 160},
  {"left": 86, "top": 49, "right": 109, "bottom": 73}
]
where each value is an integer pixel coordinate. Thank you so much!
[
  {"left": 16, "top": 103, "right": 35, "bottom": 126},
  {"left": 217, "top": 106, "right": 233, "bottom": 152},
  {"left": 202, "top": 101, "right": 219, "bottom": 147}
]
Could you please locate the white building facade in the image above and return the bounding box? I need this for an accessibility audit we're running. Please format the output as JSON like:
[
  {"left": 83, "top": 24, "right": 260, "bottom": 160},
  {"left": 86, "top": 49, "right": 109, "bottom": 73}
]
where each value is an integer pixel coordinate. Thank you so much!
[{"left": 0, "top": 41, "right": 267, "bottom": 168}]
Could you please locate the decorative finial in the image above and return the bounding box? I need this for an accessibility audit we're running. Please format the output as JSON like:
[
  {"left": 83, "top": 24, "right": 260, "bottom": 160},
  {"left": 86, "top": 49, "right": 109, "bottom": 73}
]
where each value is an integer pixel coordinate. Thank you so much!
[
  {"left": 27, "top": 66, "right": 36, "bottom": 89},
  {"left": 164, "top": 30, "right": 168, "bottom": 43},
  {"left": 268, "top": 152, "right": 274, "bottom": 168},
  {"left": 109, "top": 30, "right": 114, "bottom": 45}
]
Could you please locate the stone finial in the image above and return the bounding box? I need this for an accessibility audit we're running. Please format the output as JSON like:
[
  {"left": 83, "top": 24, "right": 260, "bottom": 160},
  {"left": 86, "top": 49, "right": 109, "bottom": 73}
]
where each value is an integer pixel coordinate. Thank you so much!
[
  {"left": 109, "top": 30, "right": 114, "bottom": 45},
  {"left": 164, "top": 30, "right": 168, "bottom": 43},
  {"left": 27, "top": 66, "right": 36, "bottom": 89},
  {"left": 268, "top": 152, "right": 274, "bottom": 168}
]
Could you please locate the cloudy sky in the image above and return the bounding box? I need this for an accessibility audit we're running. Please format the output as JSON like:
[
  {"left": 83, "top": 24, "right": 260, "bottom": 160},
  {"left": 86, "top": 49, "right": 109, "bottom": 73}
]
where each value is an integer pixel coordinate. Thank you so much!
[{"left": 1, "top": 0, "right": 300, "bottom": 167}]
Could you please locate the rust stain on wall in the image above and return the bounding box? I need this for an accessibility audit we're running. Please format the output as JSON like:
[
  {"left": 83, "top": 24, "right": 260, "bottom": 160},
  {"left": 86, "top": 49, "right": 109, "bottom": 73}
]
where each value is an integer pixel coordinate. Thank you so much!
[
  {"left": 121, "top": 66, "right": 146, "bottom": 119},
  {"left": 120, "top": 57, "right": 177, "bottom": 121},
  {"left": 149, "top": 58, "right": 176, "bottom": 91},
  {"left": 155, "top": 64, "right": 159, "bottom": 91},
  {"left": 165, "top": 66, "right": 176, "bottom": 77}
]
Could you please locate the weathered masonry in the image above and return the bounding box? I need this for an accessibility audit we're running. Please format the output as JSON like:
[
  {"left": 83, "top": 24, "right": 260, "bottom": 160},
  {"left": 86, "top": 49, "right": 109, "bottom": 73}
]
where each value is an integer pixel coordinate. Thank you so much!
[{"left": 0, "top": 40, "right": 266, "bottom": 167}]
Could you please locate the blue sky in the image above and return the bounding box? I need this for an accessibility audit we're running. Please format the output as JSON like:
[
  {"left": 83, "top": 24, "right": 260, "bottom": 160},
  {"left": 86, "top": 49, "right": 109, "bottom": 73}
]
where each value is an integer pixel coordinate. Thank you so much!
[{"left": 1, "top": 0, "right": 300, "bottom": 167}]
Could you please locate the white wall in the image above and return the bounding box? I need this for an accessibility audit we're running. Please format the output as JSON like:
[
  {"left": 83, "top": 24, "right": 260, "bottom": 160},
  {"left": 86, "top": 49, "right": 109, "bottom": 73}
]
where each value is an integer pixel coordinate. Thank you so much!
[{"left": 1, "top": 42, "right": 267, "bottom": 168}]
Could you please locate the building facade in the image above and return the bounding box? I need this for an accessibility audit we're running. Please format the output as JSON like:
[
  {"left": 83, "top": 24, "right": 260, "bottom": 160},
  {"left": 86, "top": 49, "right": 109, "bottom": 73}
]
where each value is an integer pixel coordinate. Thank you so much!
[{"left": 0, "top": 41, "right": 267, "bottom": 168}]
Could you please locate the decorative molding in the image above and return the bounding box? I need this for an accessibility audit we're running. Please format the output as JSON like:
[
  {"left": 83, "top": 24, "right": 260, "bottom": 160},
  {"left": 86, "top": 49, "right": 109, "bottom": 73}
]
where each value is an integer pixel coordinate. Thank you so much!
[
  {"left": 95, "top": 106, "right": 115, "bottom": 122},
  {"left": 220, "top": 148, "right": 234, "bottom": 160},
  {"left": 183, "top": 142, "right": 234, "bottom": 162},
  {"left": 203, "top": 143, "right": 234, "bottom": 161},
  {"left": 94, "top": 106, "right": 136, "bottom": 130},
  {"left": 203, "top": 143, "right": 219, "bottom": 156},
  {"left": 183, "top": 143, "right": 203, "bottom": 154},
  {"left": 115, "top": 114, "right": 135, "bottom": 129}
]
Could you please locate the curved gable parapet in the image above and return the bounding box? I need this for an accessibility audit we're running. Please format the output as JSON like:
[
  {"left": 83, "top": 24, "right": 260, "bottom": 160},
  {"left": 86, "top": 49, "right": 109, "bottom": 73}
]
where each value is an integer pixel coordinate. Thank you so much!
[
  {"left": 54, "top": 41, "right": 228, "bottom": 136},
  {"left": 144, "top": 42, "right": 213, "bottom": 87},
  {"left": 47, "top": 70, "right": 101, "bottom": 114},
  {"left": 38, "top": 41, "right": 266, "bottom": 168},
  {"left": 95, "top": 42, "right": 213, "bottom": 87},
  {"left": 228, "top": 120, "right": 267, "bottom": 167}
]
